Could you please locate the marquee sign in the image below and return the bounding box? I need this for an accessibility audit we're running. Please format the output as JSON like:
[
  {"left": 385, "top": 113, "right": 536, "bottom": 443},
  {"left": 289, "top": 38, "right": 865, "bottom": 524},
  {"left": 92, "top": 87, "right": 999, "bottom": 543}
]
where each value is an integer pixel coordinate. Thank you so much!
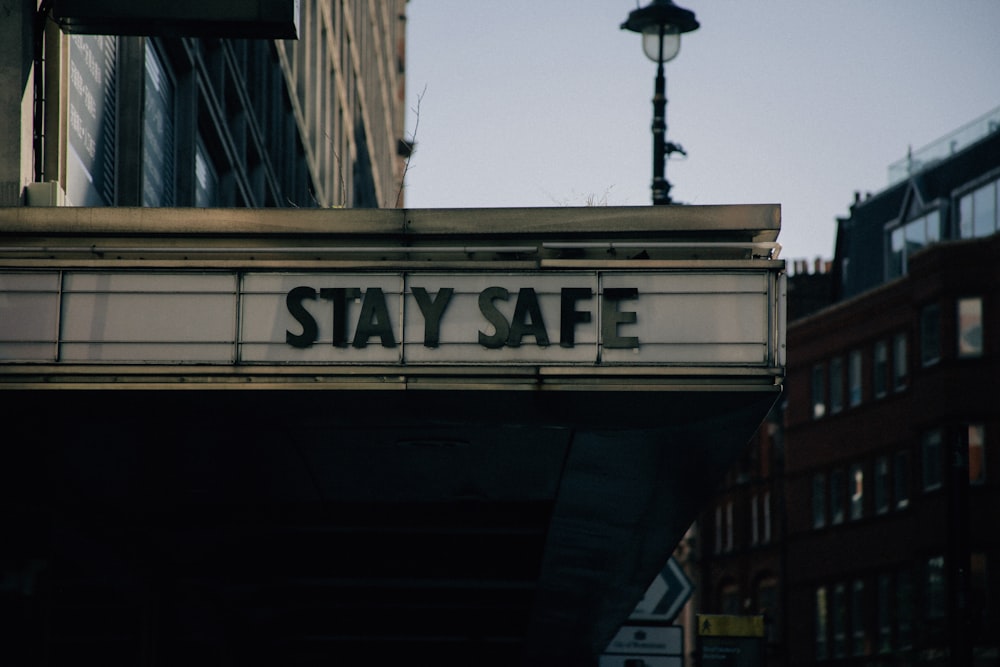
[{"left": 0, "top": 269, "right": 780, "bottom": 368}]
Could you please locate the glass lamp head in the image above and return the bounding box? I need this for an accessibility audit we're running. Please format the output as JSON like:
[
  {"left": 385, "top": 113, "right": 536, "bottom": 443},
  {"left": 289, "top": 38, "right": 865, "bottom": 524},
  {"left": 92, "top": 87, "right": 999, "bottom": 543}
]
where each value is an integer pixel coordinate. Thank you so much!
[{"left": 642, "top": 26, "right": 681, "bottom": 63}]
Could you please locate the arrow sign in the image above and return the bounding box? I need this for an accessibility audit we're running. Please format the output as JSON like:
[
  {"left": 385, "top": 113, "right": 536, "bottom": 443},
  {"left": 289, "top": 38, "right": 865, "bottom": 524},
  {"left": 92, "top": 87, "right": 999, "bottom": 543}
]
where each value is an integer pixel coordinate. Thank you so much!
[{"left": 629, "top": 557, "right": 694, "bottom": 623}]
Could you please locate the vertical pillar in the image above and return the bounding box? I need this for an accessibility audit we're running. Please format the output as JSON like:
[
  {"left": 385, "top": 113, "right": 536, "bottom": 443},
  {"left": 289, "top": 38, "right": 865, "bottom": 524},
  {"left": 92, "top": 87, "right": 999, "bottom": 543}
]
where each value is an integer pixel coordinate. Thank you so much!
[{"left": 0, "top": 0, "right": 37, "bottom": 205}]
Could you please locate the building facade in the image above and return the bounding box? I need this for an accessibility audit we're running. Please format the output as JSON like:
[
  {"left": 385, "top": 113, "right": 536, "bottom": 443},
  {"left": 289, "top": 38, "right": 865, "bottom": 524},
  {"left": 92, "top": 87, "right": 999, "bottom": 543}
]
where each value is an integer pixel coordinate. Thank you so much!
[
  {"left": 785, "top": 233, "right": 999, "bottom": 665},
  {"left": 696, "top": 108, "right": 1000, "bottom": 666},
  {"left": 1, "top": 0, "right": 408, "bottom": 209}
]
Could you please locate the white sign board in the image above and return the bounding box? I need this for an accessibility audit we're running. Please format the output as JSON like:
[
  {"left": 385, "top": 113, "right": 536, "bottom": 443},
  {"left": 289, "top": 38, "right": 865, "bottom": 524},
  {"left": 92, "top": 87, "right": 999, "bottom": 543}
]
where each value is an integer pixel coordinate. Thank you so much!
[
  {"left": 599, "top": 656, "right": 682, "bottom": 667},
  {"left": 605, "top": 625, "right": 683, "bottom": 656},
  {"left": 1, "top": 270, "right": 778, "bottom": 367}
]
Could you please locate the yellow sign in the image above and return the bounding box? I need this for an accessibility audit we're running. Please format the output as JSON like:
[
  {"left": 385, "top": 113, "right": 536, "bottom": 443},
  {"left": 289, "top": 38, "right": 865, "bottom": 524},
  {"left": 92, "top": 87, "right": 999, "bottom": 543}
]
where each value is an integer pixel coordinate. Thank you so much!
[{"left": 697, "top": 614, "right": 765, "bottom": 638}]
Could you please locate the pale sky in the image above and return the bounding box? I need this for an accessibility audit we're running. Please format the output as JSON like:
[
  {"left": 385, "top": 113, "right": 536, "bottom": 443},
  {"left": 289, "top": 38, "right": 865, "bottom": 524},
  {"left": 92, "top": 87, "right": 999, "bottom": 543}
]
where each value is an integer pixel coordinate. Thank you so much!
[{"left": 402, "top": 1, "right": 1000, "bottom": 264}]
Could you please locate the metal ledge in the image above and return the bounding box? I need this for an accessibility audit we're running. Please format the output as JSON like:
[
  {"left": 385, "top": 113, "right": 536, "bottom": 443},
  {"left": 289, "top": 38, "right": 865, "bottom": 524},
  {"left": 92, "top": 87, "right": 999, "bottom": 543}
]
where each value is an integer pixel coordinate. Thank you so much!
[
  {"left": 49, "top": 0, "right": 300, "bottom": 39},
  {"left": 0, "top": 205, "right": 781, "bottom": 241}
]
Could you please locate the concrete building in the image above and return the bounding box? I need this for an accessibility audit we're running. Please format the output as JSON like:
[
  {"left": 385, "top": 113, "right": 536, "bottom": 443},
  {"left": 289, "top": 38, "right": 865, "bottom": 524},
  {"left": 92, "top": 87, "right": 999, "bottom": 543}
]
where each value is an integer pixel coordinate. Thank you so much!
[
  {"left": 696, "top": 107, "right": 1000, "bottom": 666},
  {"left": 2, "top": 4, "right": 790, "bottom": 665},
  {"left": 1, "top": 0, "right": 408, "bottom": 209}
]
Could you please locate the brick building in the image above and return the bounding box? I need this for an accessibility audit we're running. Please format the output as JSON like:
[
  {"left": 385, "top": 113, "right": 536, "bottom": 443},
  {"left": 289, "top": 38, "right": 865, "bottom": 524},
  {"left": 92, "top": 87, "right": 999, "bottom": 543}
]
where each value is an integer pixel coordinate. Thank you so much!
[{"left": 696, "top": 107, "right": 1000, "bottom": 666}]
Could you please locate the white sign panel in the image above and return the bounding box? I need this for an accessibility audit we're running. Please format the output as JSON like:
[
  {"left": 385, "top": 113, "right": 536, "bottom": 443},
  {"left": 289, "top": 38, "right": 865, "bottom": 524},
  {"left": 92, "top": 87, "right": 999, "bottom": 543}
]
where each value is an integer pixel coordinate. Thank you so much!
[
  {"left": 0, "top": 269, "right": 778, "bottom": 367},
  {"left": 605, "top": 625, "right": 683, "bottom": 656},
  {"left": 599, "top": 656, "right": 682, "bottom": 667}
]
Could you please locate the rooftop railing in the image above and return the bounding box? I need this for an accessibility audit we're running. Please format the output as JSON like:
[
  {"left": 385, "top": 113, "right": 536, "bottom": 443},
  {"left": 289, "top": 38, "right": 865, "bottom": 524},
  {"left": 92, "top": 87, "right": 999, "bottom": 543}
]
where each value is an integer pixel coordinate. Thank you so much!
[{"left": 887, "top": 106, "right": 1000, "bottom": 186}]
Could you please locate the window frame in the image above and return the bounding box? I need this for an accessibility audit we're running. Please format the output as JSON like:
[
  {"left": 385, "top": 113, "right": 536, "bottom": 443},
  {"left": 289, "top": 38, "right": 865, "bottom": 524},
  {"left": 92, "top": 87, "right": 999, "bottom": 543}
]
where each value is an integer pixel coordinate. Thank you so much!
[
  {"left": 897, "top": 569, "right": 913, "bottom": 649},
  {"left": 877, "top": 573, "right": 892, "bottom": 654},
  {"left": 957, "top": 297, "right": 983, "bottom": 358},
  {"left": 849, "top": 463, "right": 865, "bottom": 521},
  {"left": 885, "top": 208, "right": 942, "bottom": 279},
  {"left": 848, "top": 349, "right": 863, "bottom": 407},
  {"left": 830, "top": 468, "right": 846, "bottom": 526},
  {"left": 141, "top": 40, "right": 177, "bottom": 207},
  {"left": 832, "top": 582, "right": 847, "bottom": 658},
  {"left": 815, "top": 586, "right": 829, "bottom": 660},
  {"left": 875, "top": 455, "right": 890, "bottom": 515},
  {"left": 894, "top": 450, "right": 910, "bottom": 510},
  {"left": 851, "top": 579, "right": 866, "bottom": 657},
  {"left": 922, "top": 429, "right": 943, "bottom": 492},
  {"left": 829, "top": 356, "right": 844, "bottom": 415},
  {"left": 920, "top": 303, "right": 942, "bottom": 367},
  {"left": 925, "top": 555, "right": 946, "bottom": 620},
  {"left": 812, "top": 472, "right": 827, "bottom": 530},
  {"left": 812, "top": 363, "right": 827, "bottom": 419},
  {"left": 873, "top": 339, "right": 888, "bottom": 399},
  {"left": 969, "top": 424, "right": 986, "bottom": 485},
  {"left": 893, "top": 333, "right": 908, "bottom": 392},
  {"left": 763, "top": 491, "right": 772, "bottom": 543}
]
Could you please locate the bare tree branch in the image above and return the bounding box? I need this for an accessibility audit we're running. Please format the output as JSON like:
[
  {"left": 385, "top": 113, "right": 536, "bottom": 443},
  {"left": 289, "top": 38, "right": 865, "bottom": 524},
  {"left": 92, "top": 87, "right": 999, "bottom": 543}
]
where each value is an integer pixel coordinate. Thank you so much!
[{"left": 395, "top": 84, "right": 427, "bottom": 208}]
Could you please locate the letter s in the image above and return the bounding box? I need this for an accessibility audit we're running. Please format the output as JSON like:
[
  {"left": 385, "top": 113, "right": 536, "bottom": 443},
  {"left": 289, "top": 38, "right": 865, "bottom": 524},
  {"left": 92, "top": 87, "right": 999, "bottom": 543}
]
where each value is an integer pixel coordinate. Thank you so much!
[
  {"left": 286, "top": 286, "right": 318, "bottom": 348},
  {"left": 478, "top": 286, "right": 510, "bottom": 349}
]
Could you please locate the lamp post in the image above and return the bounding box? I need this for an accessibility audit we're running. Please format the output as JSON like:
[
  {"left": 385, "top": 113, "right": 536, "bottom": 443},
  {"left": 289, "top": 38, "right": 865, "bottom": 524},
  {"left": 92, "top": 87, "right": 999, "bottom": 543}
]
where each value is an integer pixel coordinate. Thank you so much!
[{"left": 621, "top": 0, "right": 699, "bottom": 205}]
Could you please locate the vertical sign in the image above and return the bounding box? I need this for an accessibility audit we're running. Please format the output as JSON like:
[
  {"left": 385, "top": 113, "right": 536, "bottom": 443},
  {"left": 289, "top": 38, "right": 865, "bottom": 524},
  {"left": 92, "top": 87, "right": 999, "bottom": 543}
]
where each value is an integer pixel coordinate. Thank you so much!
[
  {"left": 697, "top": 614, "right": 765, "bottom": 667},
  {"left": 67, "top": 35, "right": 117, "bottom": 206}
]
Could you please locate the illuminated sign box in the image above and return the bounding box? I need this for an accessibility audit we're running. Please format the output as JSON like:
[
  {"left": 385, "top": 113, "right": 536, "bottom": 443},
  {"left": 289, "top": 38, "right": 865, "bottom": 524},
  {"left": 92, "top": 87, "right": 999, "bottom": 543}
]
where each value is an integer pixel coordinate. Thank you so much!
[
  {"left": 0, "top": 269, "right": 779, "bottom": 368},
  {"left": 51, "top": 0, "right": 300, "bottom": 39}
]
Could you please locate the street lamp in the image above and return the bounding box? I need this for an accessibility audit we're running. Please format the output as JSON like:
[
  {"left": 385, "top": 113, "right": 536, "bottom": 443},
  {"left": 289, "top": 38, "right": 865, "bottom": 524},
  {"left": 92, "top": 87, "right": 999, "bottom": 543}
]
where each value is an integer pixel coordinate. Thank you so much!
[{"left": 621, "top": 0, "right": 699, "bottom": 205}]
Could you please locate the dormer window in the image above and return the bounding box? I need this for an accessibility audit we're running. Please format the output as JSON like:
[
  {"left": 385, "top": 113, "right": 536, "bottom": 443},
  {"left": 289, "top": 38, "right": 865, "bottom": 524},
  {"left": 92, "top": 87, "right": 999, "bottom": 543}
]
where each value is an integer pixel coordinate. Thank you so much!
[{"left": 886, "top": 187, "right": 942, "bottom": 279}]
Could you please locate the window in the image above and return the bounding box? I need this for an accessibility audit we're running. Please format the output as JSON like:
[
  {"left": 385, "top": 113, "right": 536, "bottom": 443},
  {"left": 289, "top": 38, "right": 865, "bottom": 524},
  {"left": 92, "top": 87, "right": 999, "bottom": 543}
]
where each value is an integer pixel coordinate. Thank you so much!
[
  {"left": 875, "top": 456, "right": 890, "bottom": 515},
  {"left": 959, "top": 191, "right": 972, "bottom": 238},
  {"left": 887, "top": 210, "right": 942, "bottom": 279},
  {"left": 921, "top": 304, "right": 941, "bottom": 366},
  {"left": 888, "top": 225, "right": 905, "bottom": 279},
  {"left": 66, "top": 35, "right": 119, "bottom": 207},
  {"left": 812, "top": 473, "right": 827, "bottom": 529},
  {"left": 812, "top": 363, "right": 826, "bottom": 419},
  {"left": 897, "top": 569, "right": 913, "bottom": 649},
  {"left": 852, "top": 579, "right": 866, "bottom": 656},
  {"left": 972, "top": 180, "right": 998, "bottom": 237},
  {"left": 830, "top": 356, "right": 844, "bottom": 414},
  {"left": 893, "top": 333, "right": 908, "bottom": 391},
  {"left": 713, "top": 502, "right": 735, "bottom": 554},
  {"left": 877, "top": 574, "right": 892, "bottom": 653},
  {"left": 873, "top": 340, "right": 888, "bottom": 398},
  {"left": 757, "top": 577, "right": 779, "bottom": 641},
  {"left": 971, "top": 552, "right": 988, "bottom": 619},
  {"left": 848, "top": 349, "right": 863, "bottom": 407},
  {"left": 763, "top": 491, "right": 772, "bottom": 543},
  {"left": 721, "top": 582, "right": 741, "bottom": 615},
  {"left": 714, "top": 505, "right": 722, "bottom": 554},
  {"left": 142, "top": 44, "right": 176, "bottom": 206},
  {"left": 957, "top": 297, "right": 983, "bottom": 358},
  {"left": 833, "top": 583, "right": 847, "bottom": 658},
  {"left": 815, "top": 586, "right": 829, "bottom": 660},
  {"left": 850, "top": 463, "right": 865, "bottom": 521},
  {"left": 926, "top": 556, "right": 946, "bottom": 620},
  {"left": 830, "top": 469, "right": 845, "bottom": 525},
  {"left": 894, "top": 451, "right": 910, "bottom": 510},
  {"left": 195, "top": 136, "right": 220, "bottom": 207},
  {"left": 969, "top": 424, "right": 986, "bottom": 485},
  {"left": 923, "top": 430, "right": 943, "bottom": 492},
  {"left": 725, "top": 501, "right": 734, "bottom": 552}
]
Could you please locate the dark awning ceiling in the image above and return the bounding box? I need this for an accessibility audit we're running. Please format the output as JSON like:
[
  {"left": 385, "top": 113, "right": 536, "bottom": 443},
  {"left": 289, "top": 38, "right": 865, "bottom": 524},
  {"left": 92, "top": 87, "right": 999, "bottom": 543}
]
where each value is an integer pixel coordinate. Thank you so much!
[{"left": 5, "top": 386, "right": 777, "bottom": 666}]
